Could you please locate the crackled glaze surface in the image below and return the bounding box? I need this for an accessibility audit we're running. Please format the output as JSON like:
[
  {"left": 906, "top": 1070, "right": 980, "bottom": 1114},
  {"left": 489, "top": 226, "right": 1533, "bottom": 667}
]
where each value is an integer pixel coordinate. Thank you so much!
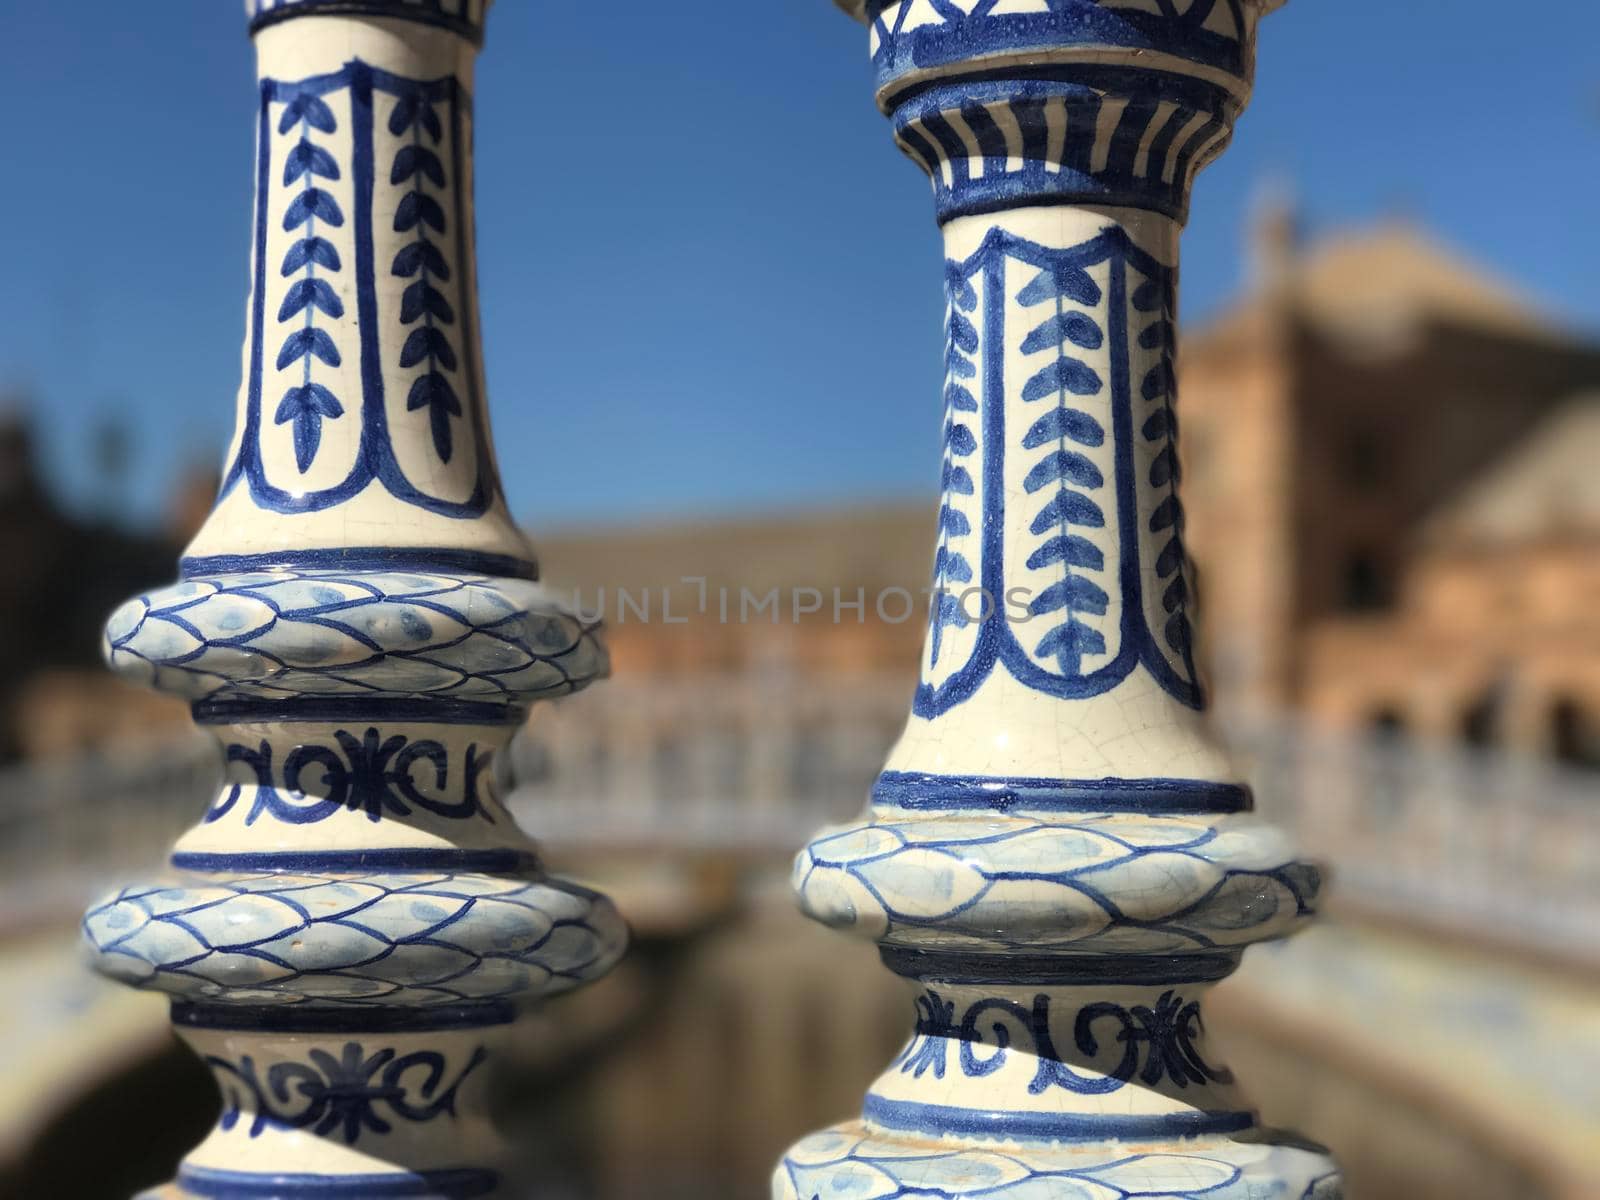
[
  {"left": 105, "top": 569, "right": 603, "bottom": 705},
  {"left": 778, "top": 3, "right": 1338, "bottom": 1197},
  {"left": 795, "top": 812, "right": 1317, "bottom": 952},
  {"left": 84, "top": 4, "right": 621, "bottom": 1197},
  {"left": 782, "top": 1128, "right": 1339, "bottom": 1200},
  {"left": 87, "top": 871, "right": 624, "bottom": 1007}
]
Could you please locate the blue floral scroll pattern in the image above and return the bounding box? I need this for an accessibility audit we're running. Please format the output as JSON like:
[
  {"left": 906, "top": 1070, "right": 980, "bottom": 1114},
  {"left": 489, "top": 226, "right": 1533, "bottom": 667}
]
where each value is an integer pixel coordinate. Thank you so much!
[
  {"left": 210, "top": 1041, "right": 484, "bottom": 1143},
  {"left": 210, "top": 730, "right": 494, "bottom": 826},
  {"left": 778, "top": 1129, "right": 1342, "bottom": 1200},
  {"left": 274, "top": 93, "right": 346, "bottom": 472},
  {"left": 84, "top": 871, "right": 628, "bottom": 1007},
  {"left": 221, "top": 59, "right": 496, "bottom": 518},
  {"left": 895, "top": 988, "right": 1230, "bottom": 1094},
  {"left": 930, "top": 264, "right": 982, "bottom": 667},
  {"left": 913, "top": 225, "right": 1201, "bottom": 718}
]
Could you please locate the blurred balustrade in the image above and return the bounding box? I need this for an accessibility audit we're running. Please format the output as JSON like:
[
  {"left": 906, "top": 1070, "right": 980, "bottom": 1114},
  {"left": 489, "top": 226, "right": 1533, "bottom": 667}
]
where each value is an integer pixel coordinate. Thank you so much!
[{"left": 2, "top": 691, "right": 1594, "bottom": 965}]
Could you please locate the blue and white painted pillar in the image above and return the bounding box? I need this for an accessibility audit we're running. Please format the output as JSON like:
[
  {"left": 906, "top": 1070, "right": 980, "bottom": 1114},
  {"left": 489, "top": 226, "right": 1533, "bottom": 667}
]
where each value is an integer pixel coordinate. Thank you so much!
[
  {"left": 779, "top": 2, "right": 1341, "bottom": 1196},
  {"left": 84, "top": 3, "right": 625, "bottom": 1196}
]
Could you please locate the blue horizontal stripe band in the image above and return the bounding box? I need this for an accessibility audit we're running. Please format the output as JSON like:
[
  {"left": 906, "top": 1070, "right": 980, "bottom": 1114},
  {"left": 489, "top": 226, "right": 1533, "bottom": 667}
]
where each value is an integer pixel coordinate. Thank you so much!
[
  {"left": 873, "top": 772, "right": 1252, "bottom": 814},
  {"left": 889, "top": 67, "right": 1236, "bottom": 120},
  {"left": 935, "top": 184, "right": 1187, "bottom": 227},
  {"left": 246, "top": 2, "right": 485, "bottom": 47},
  {"left": 178, "top": 1165, "right": 499, "bottom": 1198},
  {"left": 879, "top": 948, "right": 1240, "bottom": 986},
  {"left": 171, "top": 848, "right": 540, "bottom": 874},
  {"left": 869, "top": 10, "right": 1251, "bottom": 97},
  {"left": 179, "top": 547, "right": 537, "bottom": 580},
  {"left": 192, "top": 698, "right": 528, "bottom": 726},
  {"left": 862, "top": 1096, "right": 1255, "bottom": 1142},
  {"left": 172, "top": 1000, "right": 515, "bottom": 1033}
]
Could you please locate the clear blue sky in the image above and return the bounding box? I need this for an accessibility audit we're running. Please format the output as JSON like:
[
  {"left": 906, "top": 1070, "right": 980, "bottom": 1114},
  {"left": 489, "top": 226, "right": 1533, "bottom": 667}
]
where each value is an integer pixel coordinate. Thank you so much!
[{"left": 2, "top": 0, "right": 1596, "bottom": 533}]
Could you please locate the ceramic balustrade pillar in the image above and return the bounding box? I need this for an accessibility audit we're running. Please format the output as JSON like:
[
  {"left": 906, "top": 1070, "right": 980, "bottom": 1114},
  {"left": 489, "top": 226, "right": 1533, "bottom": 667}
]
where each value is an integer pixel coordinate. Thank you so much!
[
  {"left": 83, "top": 3, "right": 626, "bottom": 1196},
  {"left": 778, "top": 3, "right": 1341, "bottom": 1197}
]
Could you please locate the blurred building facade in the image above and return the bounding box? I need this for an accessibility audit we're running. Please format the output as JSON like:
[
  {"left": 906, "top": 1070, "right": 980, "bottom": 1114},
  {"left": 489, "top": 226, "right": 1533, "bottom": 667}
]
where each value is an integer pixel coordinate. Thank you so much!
[
  {"left": 0, "top": 411, "right": 207, "bottom": 762},
  {"left": 9, "top": 210, "right": 1598, "bottom": 771},
  {"left": 528, "top": 209, "right": 1600, "bottom": 772},
  {"left": 4, "top": 209, "right": 1600, "bottom": 1200},
  {"left": 1183, "top": 208, "right": 1600, "bottom": 764}
]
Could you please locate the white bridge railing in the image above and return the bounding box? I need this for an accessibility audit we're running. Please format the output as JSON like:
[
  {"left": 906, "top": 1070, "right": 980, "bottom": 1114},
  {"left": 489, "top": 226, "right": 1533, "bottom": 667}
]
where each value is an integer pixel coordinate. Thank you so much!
[
  {"left": 1, "top": 674, "right": 1595, "bottom": 960},
  {"left": 0, "top": 738, "right": 216, "bottom": 935}
]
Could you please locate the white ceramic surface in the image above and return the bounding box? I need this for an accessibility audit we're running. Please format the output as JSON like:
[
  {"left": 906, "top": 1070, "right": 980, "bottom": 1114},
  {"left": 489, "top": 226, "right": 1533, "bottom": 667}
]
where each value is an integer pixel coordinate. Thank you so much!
[
  {"left": 777, "top": 4, "right": 1342, "bottom": 1197},
  {"left": 83, "top": 5, "right": 623, "bottom": 1197}
]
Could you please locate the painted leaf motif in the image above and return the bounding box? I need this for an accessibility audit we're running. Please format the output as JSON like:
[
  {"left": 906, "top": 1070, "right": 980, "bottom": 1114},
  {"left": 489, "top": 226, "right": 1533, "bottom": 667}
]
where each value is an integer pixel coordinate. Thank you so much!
[
  {"left": 1162, "top": 572, "right": 1188, "bottom": 612},
  {"left": 1131, "top": 279, "right": 1165, "bottom": 311},
  {"left": 1017, "top": 264, "right": 1101, "bottom": 307},
  {"left": 1022, "top": 357, "right": 1101, "bottom": 401},
  {"left": 1031, "top": 489, "right": 1104, "bottom": 534},
  {"left": 1166, "top": 612, "right": 1192, "bottom": 653},
  {"left": 278, "top": 277, "right": 345, "bottom": 322},
  {"left": 930, "top": 257, "right": 983, "bottom": 669},
  {"left": 1021, "top": 310, "right": 1103, "bottom": 353},
  {"left": 407, "top": 373, "right": 462, "bottom": 463},
  {"left": 1150, "top": 443, "right": 1179, "bottom": 488},
  {"left": 1131, "top": 259, "right": 1201, "bottom": 701},
  {"left": 942, "top": 461, "right": 974, "bottom": 495},
  {"left": 281, "top": 236, "right": 341, "bottom": 276},
  {"left": 276, "top": 326, "right": 341, "bottom": 370},
  {"left": 391, "top": 240, "right": 450, "bottom": 281},
  {"left": 1023, "top": 407, "right": 1103, "bottom": 450},
  {"left": 275, "top": 382, "right": 343, "bottom": 422},
  {"left": 1143, "top": 359, "right": 1174, "bottom": 400},
  {"left": 283, "top": 187, "right": 344, "bottom": 230},
  {"left": 1035, "top": 619, "right": 1108, "bottom": 670},
  {"left": 400, "top": 281, "right": 454, "bottom": 325},
  {"left": 390, "top": 144, "right": 445, "bottom": 187},
  {"left": 278, "top": 93, "right": 336, "bottom": 135},
  {"left": 284, "top": 138, "right": 340, "bottom": 185},
  {"left": 938, "top": 506, "right": 970, "bottom": 537},
  {"left": 388, "top": 95, "right": 442, "bottom": 141},
  {"left": 947, "top": 272, "right": 977, "bottom": 310},
  {"left": 1023, "top": 449, "right": 1103, "bottom": 492},
  {"left": 1032, "top": 575, "right": 1109, "bottom": 617},
  {"left": 394, "top": 192, "right": 446, "bottom": 234},
  {"left": 948, "top": 309, "right": 978, "bottom": 354},
  {"left": 1149, "top": 494, "right": 1182, "bottom": 533},
  {"left": 1026, "top": 535, "right": 1104, "bottom": 572},
  {"left": 400, "top": 326, "right": 457, "bottom": 372},
  {"left": 945, "top": 381, "right": 977, "bottom": 411},
  {"left": 933, "top": 545, "right": 972, "bottom": 585},
  {"left": 275, "top": 383, "right": 344, "bottom": 473}
]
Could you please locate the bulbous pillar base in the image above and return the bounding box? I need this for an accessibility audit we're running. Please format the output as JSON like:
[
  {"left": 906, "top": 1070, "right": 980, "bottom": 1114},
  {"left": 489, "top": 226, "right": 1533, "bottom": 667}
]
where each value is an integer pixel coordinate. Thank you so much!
[{"left": 777, "top": 1124, "right": 1340, "bottom": 1199}]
